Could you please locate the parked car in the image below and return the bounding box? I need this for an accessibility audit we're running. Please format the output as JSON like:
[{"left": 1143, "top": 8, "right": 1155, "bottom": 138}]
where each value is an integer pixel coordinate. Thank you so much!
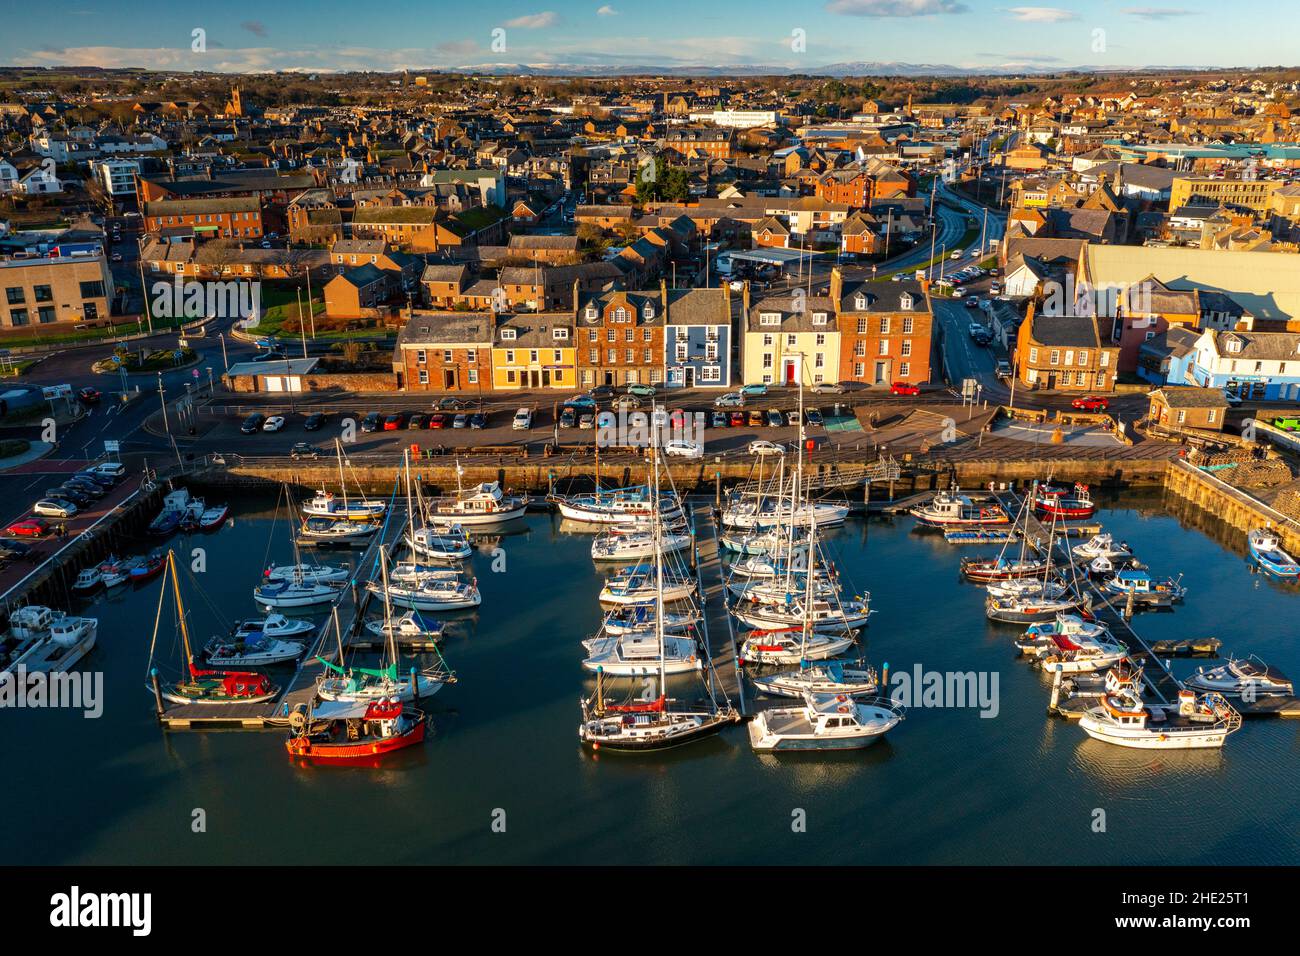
[
  {"left": 766, "top": 408, "right": 783, "bottom": 427},
  {"left": 452, "top": 413, "right": 469, "bottom": 429},
  {"left": 806, "top": 408, "right": 824, "bottom": 427},
  {"left": 382, "top": 413, "right": 406, "bottom": 431},
  {"left": 711, "top": 410, "right": 728, "bottom": 428},
  {"left": 747, "top": 409, "right": 764, "bottom": 427},
  {"left": 748, "top": 440, "right": 784, "bottom": 456},
  {"left": 6, "top": 518, "right": 49, "bottom": 538},
  {"left": 578, "top": 412, "right": 595, "bottom": 429},
  {"left": 360, "top": 413, "right": 381, "bottom": 433},
  {"left": 566, "top": 394, "right": 598, "bottom": 409},
  {"left": 811, "top": 382, "right": 844, "bottom": 395},
  {"left": 34, "top": 498, "right": 77, "bottom": 518},
  {"left": 559, "top": 408, "right": 577, "bottom": 428},
  {"left": 512, "top": 408, "right": 532, "bottom": 430},
  {"left": 89, "top": 462, "right": 125, "bottom": 480},
  {"left": 290, "top": 443, "right": 323, "bottom": 460},
  {"left": 437, "top": 397, "right": 466, "bottom": 411},
  {"left": 714, "top": 392, "right": 744, "bottom": 407},
  {"left": 262, "top": 416, "right": 286, "bottom": 432},
  {"left": 786, "top": 410, "right": 800, "bottom": 426},
  {"left": 739, "top": 384, "right": 768, "bottom": 397},
  {"left": 590, "top": 385, "right": 615, "bottom": 401},
  {"left": 663, "top": 439, "right": 704, "bottom": 459},
  {"left": 1071, "top": 396, "right": 1110, "bottom": 412},
  {"left": 63, "top": 478, "right": 104, "bottom": 498},
  {"left": 74, "top": 470, "right": 115, "bottom": 488},
  {"left": 995, "top": 360, "right": 1012, "bottom": 378},
  {"left": 240, "top": 413, "right": 266, "bottom": 434},
  {"left": 890, "top": 381, "right": 921, "bottom": 396},
  {"left": 429, "top": 414, "right": 447, "bottom": 429},
  {"left": 626, "top": 383, "right": 656, "bottom": 397},
  {"left": 613, "top": 395, "right": 641, "bottom": 410},
  {"left": 469, "top": 412, "right": 487, "bottom": 429},
  {"left": 729, "top": 410, "right": 745, "bottom": 427},
  {"left": 303, "top": 413, "right": 325, "bottom": 431},
  {"left": 49, "top": 485, "right": 90, "bottom": 507},
  {"left": 408, "top": 414, "right": 426, "bottom": 429}
]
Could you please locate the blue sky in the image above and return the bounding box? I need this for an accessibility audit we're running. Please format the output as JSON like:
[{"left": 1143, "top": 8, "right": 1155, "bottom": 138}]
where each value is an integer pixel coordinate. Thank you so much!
[{"left": 0, "top": 1, "right": 1285, "bottom": 72}]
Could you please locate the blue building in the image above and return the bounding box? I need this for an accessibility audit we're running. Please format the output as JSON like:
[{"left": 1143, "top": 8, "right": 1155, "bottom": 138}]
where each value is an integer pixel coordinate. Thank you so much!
[{"left": 663, "top": 287, "right": 734, "bottom": 388}]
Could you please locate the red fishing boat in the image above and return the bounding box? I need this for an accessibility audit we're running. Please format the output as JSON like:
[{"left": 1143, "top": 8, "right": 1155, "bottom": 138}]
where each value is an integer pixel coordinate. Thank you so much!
[
  {"left": 130, "top": 550, "right": 167, "bottom": 584},
  {"left": 1034, "top": 483, "right": 1095, "bottom": 520},
  {"left": 285, "top": 697, "right": 426, "bottom": 762}
]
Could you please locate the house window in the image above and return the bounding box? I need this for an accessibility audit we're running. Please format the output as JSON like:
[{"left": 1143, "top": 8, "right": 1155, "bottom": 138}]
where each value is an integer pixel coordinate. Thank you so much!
[
  {"left": 812, "top": 312, "right": 827, "bottom": 326},
  {"left": 878, "top": 340, "right": 889, "bottom": 356},
  {"left": 815, "top": 333, "right": 826, "bottom": 346},
  {"left": 856, "top": 317, "right": 867, "bottom": 334},
  {"left": 625, "top": 349, "right": 634, "bottom": 364},
  {"left": 676, "top": 342, "right": 688, "bottom": 361},
  {"left": 1050, "top": 350, "right": 1060, "bottom": 366},
  {"left": 589, "top": 349, "right": 598, "bottom": 363},
  {"left": 1078, "top": 350, "right": 1088, "bottom": 366},
  {"left": 902, "top": 316, "right": 914, "bottom": 334},
  {"left": 1207, "top": 408, "right": 1217, "bottom": 424},
  {"left": 32, "top": 285, "right": 52, "bottom": 303},
  {"left": 854, "top": 362, "right": 864, "bottom": 378},
  {"left": 763, "top": 334, "right": 773, "bottom": 346},
  {"left": 879, "top": 317, "right": 890, "bottom": 334},
  {"left": 37, "top": 307, "right": 55, "bottom": 324},
  {"left": 702, "top": 365, "right": 720, "bottom": 383},
  {"left": 607, "top": 349, "right": 617, "bottom": 363},
  {"left": 762, "top": 354, "right": 773, "bottom": 368},
  {"left": 786, "top": 334, "right": 796, "bottom": 347},
  {"left": 1100, "top": 352, "right": 1110, "bottom": 367},
  {"left": 705, "top": 342, "right": 718, "bottom": 361},
  {"left": 606, "top": 329, "right": 616, "bottom": 343},
  {"left": 443, "top": 350, "right": 453, "bottom": 363},
  {"left": 553, "top": 328, "right": 569, "bottom": 340},
  {"left": 506, "top": 370, "right": 516, "bottom": 384},
  {"left": 815, "top": 353, "right": 824, "bottom": 368},
  {"left": 466, "top": 349, "right": 476, "bottom": 363},
  {"left": 505, "top": 350, "right": 515, "bottom": 363},
  {"left": 760, "top": 313, "right": 780, "bottom": 326},
  {"left": 901, "top": 340, "right": 912, "bottom": 357},
  {"left": 614, "top": 307, "right": 628, "bottom": 323},
  {"left": 468, "top": 369, "right": 478, "bottom": 384},
  {"left": 9, "top": 309, "right": 28, "bottom": 326},
  {"left": 900, "top": 362, "right": 910, "bottom": 377},
  {"left": 1177, "top": 409, "right": 1186, "bottom": 424},
  {"left": 417, "top": 369, "right": 428, "bottom": 385},
  {"left": 501, "top": 328, "right": 516, "bottom": 340},
  {"left": 625, "top": 329, "right": 634, "bottom": 343},
  {"left": 1029, "top": 348, "right": 1039, "bottom": 364},
  {"left": 1064, "top": 350, "right": 1074, "bottom": 366},
  {"left": 529, "top": 350, "right": 539, "bottom": 364}
]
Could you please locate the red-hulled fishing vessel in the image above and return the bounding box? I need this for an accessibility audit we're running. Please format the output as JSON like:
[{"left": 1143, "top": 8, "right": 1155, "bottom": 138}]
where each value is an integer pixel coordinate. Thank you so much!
[
  {"left": 285, "top": 697, "right": 426, "bottom": 762},
  {"left": 1034, "top": 483, "right": 1096, "bottom": 519}
]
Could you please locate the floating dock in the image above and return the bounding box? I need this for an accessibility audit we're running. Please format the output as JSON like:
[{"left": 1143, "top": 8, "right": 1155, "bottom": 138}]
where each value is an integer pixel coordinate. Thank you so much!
[{"left": 691, "top": 503, "right": 744, "bottom": 715}]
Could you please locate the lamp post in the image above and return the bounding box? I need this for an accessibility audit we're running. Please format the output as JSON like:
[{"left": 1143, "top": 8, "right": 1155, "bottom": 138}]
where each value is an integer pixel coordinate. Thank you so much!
[{"left": 218, "top": 331, "right": 229, "bottom": 373}]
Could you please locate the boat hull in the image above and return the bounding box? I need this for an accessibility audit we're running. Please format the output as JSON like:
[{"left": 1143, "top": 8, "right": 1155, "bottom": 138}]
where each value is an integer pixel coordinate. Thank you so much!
[
  {"left": 286, "top": 718, "right": 425, "bottom": 761},
  {"left": 1078, "top": 716, "right": 1229, "bottom": 749},
  {"left": 578, "top": 712, "right": 738, "bottom": 752}
]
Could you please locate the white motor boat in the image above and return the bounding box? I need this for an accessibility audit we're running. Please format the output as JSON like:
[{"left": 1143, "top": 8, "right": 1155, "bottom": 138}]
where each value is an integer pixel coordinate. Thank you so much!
[
  {"left": 72, "top": 567, "right": 104, "bottom": 594},
  {"left": 232, "top": 613, "right": 316, "bottom": 641},
  {"left": 1079, "top": 666, "right": 1241, "bottom": 750},
  {"left": 553, "top": 485, "right": 681, "bottom": 526},
  {"left": 582, "top": 631, "right": 703, "bottom": 676},
  {"left": 1014, "top": 613, "right": 1112, "bottom": 656},
  {"left": 1034, "top": 631, "right": 1130, "bottom": 674},
  {"left": 203, "top": 633, "right": 305, "bottom": 667},
  {"left": 101, "top": 557, "right": 141, "bottom": 588},
  {"left": 8, "top": 605, "right": 54, "bottom": 640},
  {"left": 591, "top": 528, "right": 691, "bottom": 562},
  {"left": 739, "top": 627, "right": 856, "bottom": 665},
  {"left": 253, "top": 578, "right": 342, "bottom": 608},
  {"left": 371, "top": 577, "right": 481, "bottom": 612},
  {"left": 748, "top": 691, "right": 904, "bottom": 752},
  {"left": 722, "top": 498, "right": 848, "bottom": 530},
  {"left": 407, "top": 523, "right": 473, "bottom": 560},
  {"left": 301, "top": 489, "right": 386, "bottom": 521},
  {"left": 1185, "top": 656, "right": 1294, "bottom": 698},
  {"left": 426, "top": 481, "right": 528, "bottom": 525},
  {"left": 5, "top": 615, "right": 97, "bottom": 675},
  {"left": 909, "top": 489, "right": 1010, "bottom": 528},
  {"left": 1072, "top": 532, "right": 1133, "bottom": 562},
  {"left": 750, "top": 660, "right": 880, "bottom": 699},
  {"left": 364, "top": 609, "right": 447, "bottom": 643},
  {"left": 264, "top": 563, "right": 350, "bottom": 585}
]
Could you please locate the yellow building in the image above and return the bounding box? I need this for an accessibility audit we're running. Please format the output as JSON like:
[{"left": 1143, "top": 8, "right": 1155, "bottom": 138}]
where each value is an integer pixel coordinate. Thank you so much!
[
  {"left": 490, "top": 313, "right": 578, "bottom": 389},
  {"left": 1169, "top": 176, "right": 1281, "bottom": 213},
  {"left": 743, "top": 294, "right": 841, "bottom": 387}
]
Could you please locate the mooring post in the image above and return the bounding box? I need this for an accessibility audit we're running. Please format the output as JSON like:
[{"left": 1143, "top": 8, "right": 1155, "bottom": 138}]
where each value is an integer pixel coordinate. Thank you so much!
[
  {"left": 150, "top": 667, "right": 164, "bottom": 718},
  {"left": 1049, "top": 665, "right": 1063, "bottom": 712},
  {"left": 410, "top": 666, "right": 421, "bottom": 701},
  {"left": 1125, "top": 589, "right": 1135, "bottom": 620},
  {"left": 714, "top": 470, "right": 721, "bottom": 509}
]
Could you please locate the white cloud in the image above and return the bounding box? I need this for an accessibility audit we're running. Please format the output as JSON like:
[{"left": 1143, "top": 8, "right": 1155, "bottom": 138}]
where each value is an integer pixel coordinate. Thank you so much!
[
  {"left": 825, "top": 0, "right": 968, "bottom": 15},
  {"left": 1121, "top": 6, "right": 1195, "bottom": 18},
  {"left": 503, "top": 11, "right": 560, "bottom": 28},
  {"left": 1005, "top": 6, "right": 1077, "bottom": 21},
  {"left": 597, "top": 4, "right": 618, "bottom": 14}
]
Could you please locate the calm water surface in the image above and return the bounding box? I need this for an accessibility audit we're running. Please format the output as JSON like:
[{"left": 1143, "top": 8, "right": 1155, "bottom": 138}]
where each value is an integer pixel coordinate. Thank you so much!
[{"left": 3, "top": 490, "right": 1299, "bottom": 865}]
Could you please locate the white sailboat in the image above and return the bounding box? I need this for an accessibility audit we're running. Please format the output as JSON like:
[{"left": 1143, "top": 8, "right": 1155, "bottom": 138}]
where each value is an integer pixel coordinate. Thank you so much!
[{"left": 301, "top": 439, "right": 387, "bottom": 521}]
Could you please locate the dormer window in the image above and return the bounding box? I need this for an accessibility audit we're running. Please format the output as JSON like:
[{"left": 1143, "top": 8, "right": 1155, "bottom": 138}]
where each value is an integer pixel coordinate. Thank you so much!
[
  {"left": 854, "top": 295, "right": 866, "bottom": 310},
  {"left": 1226, "top": 337, "right": 1242, "bottom": 353},
  {"left": 500, "top": 328, "right": 517, "bottom": 341},
  {"left": 553, "top": 328, "right": 569, "bottom": 341},
  {"left": 760, "top": 312, "right": 781, "bottom": 326},
  {"left": 812, "top": 312, "right": 828, "bottom": 326},
  {"left": 585, "top": 305, "right": 598, "bottom": 320},
  {"left": 900, "top": 292, "right": 914, "bottom": 310},
  {"left": 642, "top": 302, "right": 655, "bottom": 319}
]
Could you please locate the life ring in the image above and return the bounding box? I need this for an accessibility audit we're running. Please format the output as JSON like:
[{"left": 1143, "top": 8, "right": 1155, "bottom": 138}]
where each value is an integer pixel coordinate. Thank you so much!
[
  {"left": 835, "top": 694, "right": 848, "bottom": 703},
  {"left": 836, "top": 704, "right": 851, "bottom": 714}
]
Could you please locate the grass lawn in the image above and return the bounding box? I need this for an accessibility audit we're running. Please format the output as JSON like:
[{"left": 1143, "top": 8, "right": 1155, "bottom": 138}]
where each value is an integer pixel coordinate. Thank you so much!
[
  {"left": 0, "top": 316, "right": 188, "bottom": 349},
  {"left": 246, "top": 287, "right": 395, "bottom": 342}
]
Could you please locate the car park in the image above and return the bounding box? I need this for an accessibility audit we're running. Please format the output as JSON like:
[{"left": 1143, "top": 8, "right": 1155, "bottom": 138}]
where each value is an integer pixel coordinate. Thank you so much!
[
  {"left": 6, "top": 518, "right": 49, "bottom": 538},
  {"left": 766, "top": 408, "right": 783, "bottom": 427},
  {"left": 1071, "top": 396, "right": 1110, "bottom": 412},
  {"left": 240, "top": 413, "right": 266, "bottom": 434},
  {"left": 303, "top": 413, "right": 325, "bottom": 431},
  {"left": 263, "top": 416, "right": 287, "bottom": 432},
  {"left": 513, "top": 408, "right": 533, "bottom": 430},
  {"left": 34, "top": 498, "right": 77, "bottom": 518},
  {"left": 714, "top": 392, "right": 744, "bottom": 407},
  {"left": 470, "top": 412, "right": 487, "bottom": 429},
  {"left": 890, "top": 381, "right": 921, "bottom": 396},
  {"left": 663, "top": 439, "right": 704, "bottom": 459},
  {"left": 360, "top": 413, "right": 381, "bottom": 432},
  {"left": 748, "top": 440, "right": 784, "bottom": 456},
  {"left": 290, "top": 443, "right": 323, "bottom": 460}
]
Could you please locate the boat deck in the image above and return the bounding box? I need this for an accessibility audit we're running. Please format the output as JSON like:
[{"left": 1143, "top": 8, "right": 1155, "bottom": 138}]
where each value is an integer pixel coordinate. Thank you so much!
[
  {"left": 691, "top": 502, "right": 744, "bottom": 715},
  {"left": 157, "top": 502, "right": 410, "bottom": 730}
]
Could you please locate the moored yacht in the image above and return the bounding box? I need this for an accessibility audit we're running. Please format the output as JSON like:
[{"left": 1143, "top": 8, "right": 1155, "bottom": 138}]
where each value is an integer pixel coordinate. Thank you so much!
[
  {"left": 1247, "top": 527, "right": 1300, "bottom": 579},
  {"left": 426, "top": 480, "right": 528, "bottom": 525},
  {"left": 910, "top": 489, "right": 1010, "bottom": 528},
  {"left": 1185, "top": 656, "right": 1294, "bottom": 698},
  {"left": 748, "top": 691, "right": 904, "bottom": 752}
]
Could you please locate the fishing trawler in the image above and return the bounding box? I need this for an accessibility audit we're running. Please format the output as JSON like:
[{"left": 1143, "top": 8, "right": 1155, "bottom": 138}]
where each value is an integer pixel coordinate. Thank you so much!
[
  {"left": 748, "top": 691, "right": 904, "bottom": 752},
  {"left": 285, "top": 698, "right": 425, "bottom": 762},
  {"left": 1078, "top": 664, "right": 1241, "bottom": 749},
  {"left": 1034, "top": 483, "right": 1096, "bottom": 520},
  {"left": 1102, "top": 569, "right": 1186, "bottom": 607},
  {"left": 1247, "top": 527, "right": 1300, "bottom": 579},
  {"left": 910, "top": 488, "right": 1010, "bottom": 528}
]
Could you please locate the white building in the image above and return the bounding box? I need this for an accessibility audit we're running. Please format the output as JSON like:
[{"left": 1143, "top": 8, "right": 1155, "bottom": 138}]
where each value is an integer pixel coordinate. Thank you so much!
[
  {"left": 686, "top": 110, "right": 781, "bottom": 129},
  {"left": 91, "top": 158, "right": 140, "bottom": 197}
]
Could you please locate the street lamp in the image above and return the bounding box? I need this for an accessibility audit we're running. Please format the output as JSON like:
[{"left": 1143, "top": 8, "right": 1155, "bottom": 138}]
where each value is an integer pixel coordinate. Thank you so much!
[{"left": 218, "top": 332, "right": 229, "bottom": 373}]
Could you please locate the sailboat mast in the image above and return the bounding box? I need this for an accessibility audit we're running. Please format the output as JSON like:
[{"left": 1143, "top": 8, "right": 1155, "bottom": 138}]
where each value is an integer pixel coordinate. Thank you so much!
[
  {"left": 380, "top": 547, "right": 396, "bottom": 668},
  {"left": 652, "top": 406, "right": 665, "bottom": 705},
  {"left": 336, "top": 438, "right": 349, "bottom": 510},
  {"left": 166, "top": 550, "right": 195, "bottom": 677}
]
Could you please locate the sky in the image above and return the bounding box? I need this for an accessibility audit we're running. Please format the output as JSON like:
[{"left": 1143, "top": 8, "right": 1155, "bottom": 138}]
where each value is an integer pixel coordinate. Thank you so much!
[{"left": 0, "top": 0, "right": 1287, "bottom": 74}]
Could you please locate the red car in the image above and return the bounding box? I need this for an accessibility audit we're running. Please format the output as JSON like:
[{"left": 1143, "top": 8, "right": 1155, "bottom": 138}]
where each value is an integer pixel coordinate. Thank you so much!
[
  {"left": 729, "top": 410, "right": 745, "bottom": 427},
  {"left": 890, "top": 381, "right": 921, "bottom": 396},
  {"left": 6, "top": 518, "right": 49, "bottom": 538},
  {"left": 1071, "top": 396, "right": 1110, "bottom": 412},
  {"left": 428, "top": 413, "right": 447, "bottom": 429},
  {"left": 382, "top": 413, "right": 406, "bottom": 430}
]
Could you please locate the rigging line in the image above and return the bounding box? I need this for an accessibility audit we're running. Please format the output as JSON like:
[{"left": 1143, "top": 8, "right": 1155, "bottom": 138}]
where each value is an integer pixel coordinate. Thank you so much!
[{"left": 261, "top": 483, "right": 284, "bottom": 569}]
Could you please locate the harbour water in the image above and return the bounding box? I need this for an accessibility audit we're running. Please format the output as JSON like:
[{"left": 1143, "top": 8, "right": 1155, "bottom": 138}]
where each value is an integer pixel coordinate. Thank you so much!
[{"left": 3, "top": 490, "right": 1299, "bottom": 866}]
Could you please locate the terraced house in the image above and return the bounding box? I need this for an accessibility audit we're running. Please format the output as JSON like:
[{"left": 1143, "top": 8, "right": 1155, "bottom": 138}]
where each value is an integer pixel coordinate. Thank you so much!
[
  {"left": 743, "top": 294, "right": 840, "bottom": 387},
  {"left": 663, "top": 286, "right": 734, "bottom": 389},
  {"left": 491, "top": 312, "right": 578, "bottom": 390},
  {"left": 575, "top": 289, "right": 666, "bottom": 388},
  {"left": 831, "top": 270, "right": 932, "bottom": 386},
  {"left": 393, "top": 312, "right": 494, "bottom": 391}
]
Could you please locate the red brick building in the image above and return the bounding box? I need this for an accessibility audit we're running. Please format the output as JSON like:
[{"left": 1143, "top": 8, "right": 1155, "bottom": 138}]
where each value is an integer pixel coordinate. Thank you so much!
[
  {"left": 832, "top": 269, "right": 933, "bottom": 386},
  {"left": 393, "top": 312, "right": 495, "bottom": 391}
]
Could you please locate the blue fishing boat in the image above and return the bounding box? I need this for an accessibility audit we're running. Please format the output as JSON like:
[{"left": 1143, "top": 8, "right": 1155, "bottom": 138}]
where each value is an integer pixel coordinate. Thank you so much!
[{"left": 1247, "top": 528, "right": 1300, "bottom": 578}]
